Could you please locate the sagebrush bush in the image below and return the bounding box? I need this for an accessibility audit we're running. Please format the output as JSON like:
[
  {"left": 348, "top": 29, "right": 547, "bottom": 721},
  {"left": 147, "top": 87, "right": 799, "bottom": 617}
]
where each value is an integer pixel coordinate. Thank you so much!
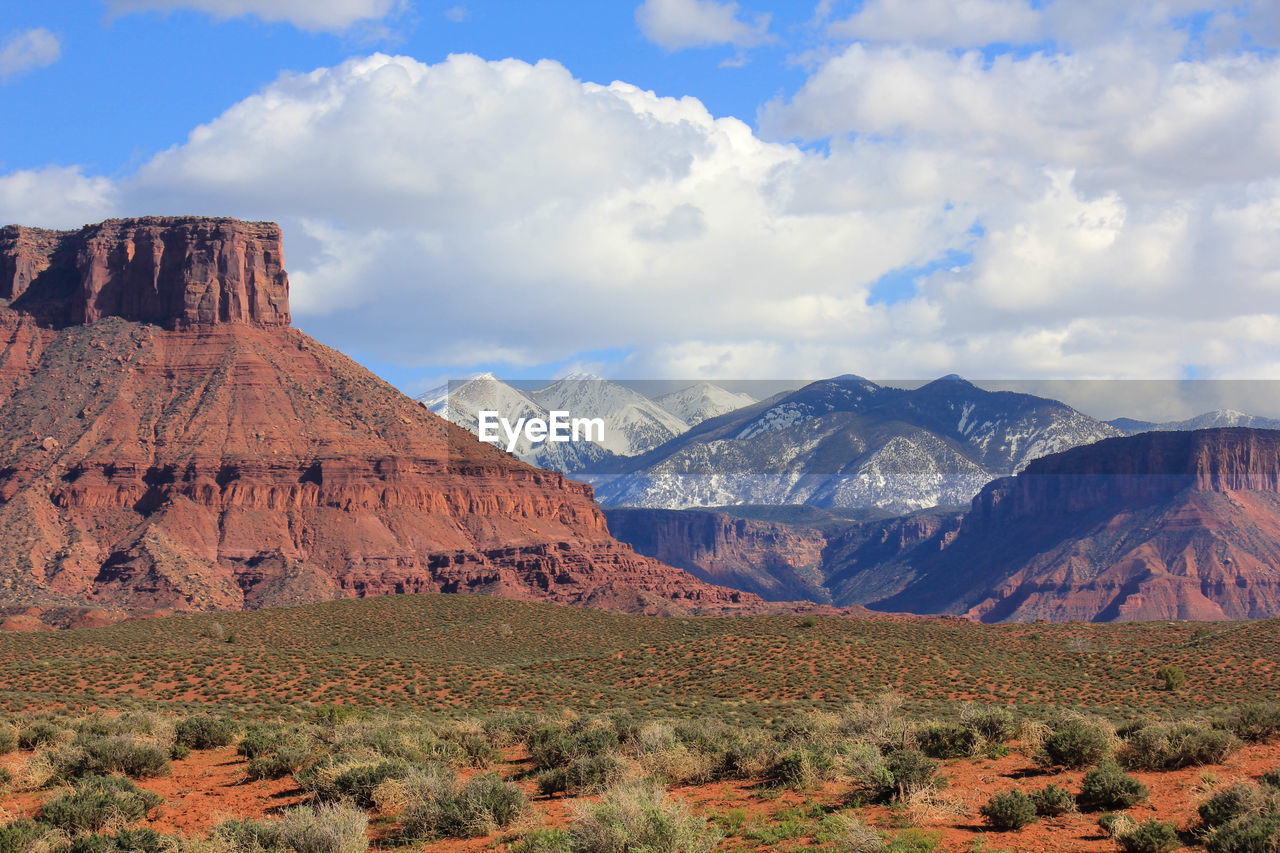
[
  {"left": 1031, "top": 784, "right": 1077, "bottom": 816},
  {"left": 1199, "top": 783, "right": 1267, "bottom": 829},
  {"left": 568, "top": 780, "right": 721, "bottom": 853},
  {"left": 40, "top": 775, "right": 163, "bottom": 832},
  {"left": 51, "top": 736, "right": 170, "bottom": 780},
  {"left": 917, "top": 723, "right": 979, "bottom": 759},
  {"left": 0, "top": 725, "right": 17, "bottom": 755},
  {"left": 0, "top": 819, "right": 55, "bottom": 853},
  {"left": 68, "top": 828, "right": 168, "bottom": 853},
  {"left": 979, "top": 790, "right": 1038, "bottom": 830},
  {"left": 884, "top": 748, "right": 939, "bottom": 801},
  {"left": 399, "top": 771, "right": 527, "bottom": 840},
  {"left": 827, "top": 816, "right": 887, "bottom": 853},
  {"left": 216, "top": 802, "right": 368, "bottom": 853},
  {"left": 1117, "top": 818, "right": 1180, "bottom": 853},
  {"left": 1217, "top": 704, "right": 1280, "bottom": 744},
  {"left": 1206, "top": 812, "right": 1280, "bottom": 853},
  {"left": 510, "top": 828, "right": 573, "bottom": 853},
  {"left": 302, "top": 759, "right": 414, "bottom": 808},
  {"left": 1155, "top": 665, "right": 1187, "bottom": 691},
  {"left": 959, "top": 705, "right": 1018, "bottom": 745},
  {"left": 18, "top": 722, "right": 69, "bottom": 750},
  {"left": 1039, "top": 718, "right": 1112, "bottom": 769},
  {"left": 527, "top": 723, "right": 619, "bottom": 772},
  {"left": 175, "top": 715, "right": 237, "bottom": 750},
  {"left": 538, "top": 753, "right": 629, "bottom": 795},
  {"left": 1079, "top": 761, "right": 1149, "bottom": 811},
  {"left": 1122, "top": 722, "right": 1240, "bottom": 770},
  {"left": 247, "top": 745, "right": 311, "bottom": 781},
  {"left": 766, "top": 748, "right": 836, "bottom": 789}
]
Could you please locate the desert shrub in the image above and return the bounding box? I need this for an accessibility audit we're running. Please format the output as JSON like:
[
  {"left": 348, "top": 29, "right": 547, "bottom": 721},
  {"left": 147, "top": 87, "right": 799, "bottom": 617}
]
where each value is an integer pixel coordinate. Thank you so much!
[
  {"left": 1207, "top": 812, "right": 1280, "bottom": 853},
  {"left": 538, "top": 753, "right": 628, "bottom": 796},
  {"left": 0, "top": 767, "right": 12, "bottom": 791},
  {"left": 1031, "top": 783, "right": 1077, "bottom": 816},
  {"left": 1100, "top": 813, "right": 1139, "bottom": 839},
  {"left": 713, "top": 729, "right": 775, "bottom": 780},
  {"left": 1079, "top": 761, "right": 1149, "bottom": 811},
  {"left": 884, "top": 748, "right": 938, "bottom": 801},
  {"left": 238, "top": 725, "right": 301, "bottom": 760},
  {"left": 299, "top": 757, "right": 414, "bottom": 808},
  {"left": 800, "top": 615, "right": 819, "bottom": 628},
  {"left": 979, "top": 790, "right": 1038, "bottom": 830},
  {"left": 846, "top": 743, "right": 894, "bottom": 802},
  {"left": 1200, "top": 783, "right": 1267, "bottom": 829},
  {"left": 18, "top": 721, "right": 69, "bottom": 750},
  {"left": 527, "top": 723, "right": 619, "bottom": 772},
  {"left": 399, "top": 772, "right": 527, "bottom": 840},
  {"left": 0, "top": 820, "right": 54, "bottom": 853},
  {"left": 69, "top": 828, "right": 168, "bottom": 853},
  {"left": 1218, "top": 704, "right": 1280, "bottom": 744},
  {"left": 917, "top": 723, "right": 979, "bottom": 759},
  {"left": 1155, "top": 665, "right": 1187, "bottom": 691},
  {"left": 960, "top": 705, "right": 1018, "bottom": 745},
  {"left": 766, "top": 748, "right": 836, "bottom": 790},
  {"left": 1262, "top": 767, "right": 1280, "bottom": 789},
  {"left": 0, "top": 726, "right": 17, "bottom": 755},
  {"left": 247, "top": 745, "right": 311, "bottom": 781},
  {"left": 216, "top": 802, "right": 368, "bottom": 853},
  {"left": 1123, "top": 722, "right": 1240, "bottom": 770},
  {"left": 1039, "top": 718, "right": 1112, "bottom": 769},
  {"left": 51, "top": 736, "right": 170, "bottom": 780},
  {"left": 567, "top": 780, "right": 721, "bottom": 853},
  {"left": 175, "top": 715, "right": 237, "bottom": 750},
  {"left": 510, "top": 828, "right": 573, "bottom": 853},
  {"left": 828, "top": 816, "right": 888, "bottom": 853},
  {"left": 1118, "top": 818, "right": 1180, "bottom": 853},
  {"left": 838, "top": 694, "right": 910, "bottom": 750},
  {"left": 40, "top": 775, "right": 163, "bottom": 832}
]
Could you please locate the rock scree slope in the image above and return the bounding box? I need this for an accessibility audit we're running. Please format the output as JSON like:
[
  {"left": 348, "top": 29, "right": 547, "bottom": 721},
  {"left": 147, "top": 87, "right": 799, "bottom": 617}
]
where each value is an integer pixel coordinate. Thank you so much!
[{"left": 0, "top": 216, "right": 756, "bottom": 629}]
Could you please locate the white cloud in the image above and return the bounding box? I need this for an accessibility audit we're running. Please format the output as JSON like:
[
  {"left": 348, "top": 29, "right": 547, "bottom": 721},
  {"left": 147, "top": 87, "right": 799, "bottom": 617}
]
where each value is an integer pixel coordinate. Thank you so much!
[
  {"left": 828, "top": 0, "right": 1042, "bottom": 48},
  {"left": 635, "top": 0, "right": 773, "bottom": 50},
  {"left": 0, "top": 167, "right": 118, "bottom": 229},
  {"left": 2, "top": 47, "right": 1278, "bottom": 384},
  {"left": 105, "top": 0, "right": 403, "bottom": 33},
  {"left": 0, "top": 28, "right": 61, "bottom": 82}
]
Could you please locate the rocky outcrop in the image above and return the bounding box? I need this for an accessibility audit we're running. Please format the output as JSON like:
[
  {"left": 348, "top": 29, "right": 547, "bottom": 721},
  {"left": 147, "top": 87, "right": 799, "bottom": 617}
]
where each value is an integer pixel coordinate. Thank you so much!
[
  {"left": 0, "top": 217, "right": 756, "bottom": 628},
  {"left": 604, "top": 508, "right": 831, "bottom": 602},
  {"left": 0, "top": 218, "right": 289, "bottom": 328},
  {"left": 871, "top": 428, "right": 1280, "bottom": 622}
]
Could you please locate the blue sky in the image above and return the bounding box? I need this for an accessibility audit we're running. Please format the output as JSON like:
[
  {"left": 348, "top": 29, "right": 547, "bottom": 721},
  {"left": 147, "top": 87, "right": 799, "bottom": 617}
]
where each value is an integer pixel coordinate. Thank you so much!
[{"left": 2, "top": 0, "right": 1280, "bottom": 397}]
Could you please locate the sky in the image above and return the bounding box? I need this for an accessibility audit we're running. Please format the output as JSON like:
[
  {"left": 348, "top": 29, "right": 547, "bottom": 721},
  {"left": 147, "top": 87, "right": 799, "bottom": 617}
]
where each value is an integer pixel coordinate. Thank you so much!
[{"left": 2, "top": 0, "right": 1279, "bottom": 401}]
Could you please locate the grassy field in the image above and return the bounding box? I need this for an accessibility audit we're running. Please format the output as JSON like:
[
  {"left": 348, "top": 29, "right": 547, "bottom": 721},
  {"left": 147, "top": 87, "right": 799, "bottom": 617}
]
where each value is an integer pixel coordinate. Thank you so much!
[
  {"left": 4, "top": 595, "right": 1280, "bottom": 853},
  {"left": 0, "top": 593, "right": 1276, "bottom": 719}
]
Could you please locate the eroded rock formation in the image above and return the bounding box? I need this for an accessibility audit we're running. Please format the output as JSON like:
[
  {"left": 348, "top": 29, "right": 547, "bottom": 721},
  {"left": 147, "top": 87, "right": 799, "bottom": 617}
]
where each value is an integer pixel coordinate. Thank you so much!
[{"left": 0, "top": 217, "right": 755, "bottom": 628}]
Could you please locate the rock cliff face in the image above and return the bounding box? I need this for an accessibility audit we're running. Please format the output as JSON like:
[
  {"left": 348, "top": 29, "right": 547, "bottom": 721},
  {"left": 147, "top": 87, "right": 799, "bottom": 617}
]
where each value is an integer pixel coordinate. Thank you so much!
[
  {"left": 603, "top": 508, "right": 830, "bottom": 602},
  {"left": 872, "top": 429, "right": 1280, "bottom": 622},
  {"left": 0, "top": 218, "right": 290, "bottom": 328},
  {"left": 0, "top": 217, "right": 754, "bottom": 628}
]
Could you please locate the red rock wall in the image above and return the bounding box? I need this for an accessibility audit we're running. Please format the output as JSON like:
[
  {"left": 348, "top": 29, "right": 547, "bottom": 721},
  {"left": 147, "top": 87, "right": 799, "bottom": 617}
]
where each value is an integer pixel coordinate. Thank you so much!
[{"left": 1, "top": 218, "right": 290, "bottom": 328}]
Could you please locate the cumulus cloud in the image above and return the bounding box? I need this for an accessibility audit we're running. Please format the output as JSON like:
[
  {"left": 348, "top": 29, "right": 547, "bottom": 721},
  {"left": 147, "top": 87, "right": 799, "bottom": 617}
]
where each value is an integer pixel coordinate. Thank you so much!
[
  {"left": 635, "top": 0, "right": 772, "bottom": 50},
  {"left": 2, "top": 44, "right": 1277, "bottom": 383},
  {"left": 827, "top": 0, "right": 1041, "bottom": 48},
  {"left": 0, "top": 28, "right": 61, "bottom": 82},
  {"left": 0, "top": 167, "right": 118, "bottom": 229},
  {"left": 105, "top": 0, "right": 403, "bottom": 33}
]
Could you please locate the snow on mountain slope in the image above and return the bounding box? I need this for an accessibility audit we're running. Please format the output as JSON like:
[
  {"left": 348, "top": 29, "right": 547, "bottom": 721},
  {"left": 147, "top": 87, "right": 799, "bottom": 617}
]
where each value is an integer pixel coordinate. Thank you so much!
[
  {"left": 654, "top": 382, "right": 756, "bottom": 426},
  {"left": 417, "top": 374, "right": 612, "bottom": 473},
  {"left": 531, "top": 373, "right": 689, "bottom": 456},
  {"left": 595, "top": 375, "right": 1120, "bottom": 512},
  {"left": 1110, "top": 409, "right": 1280, "bottom": 434}
]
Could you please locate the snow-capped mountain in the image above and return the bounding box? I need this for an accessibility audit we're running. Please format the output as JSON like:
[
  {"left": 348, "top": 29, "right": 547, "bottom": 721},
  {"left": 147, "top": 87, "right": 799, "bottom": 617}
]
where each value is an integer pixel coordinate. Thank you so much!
[
  {"left": 417, "top": 374, "right": 612, "bottom": 473},
  {"left": 593, "top": 374, "right": 1122, "bottom": 513},
  {"left": 530, "top": 373, "right": 689, "bottom": 457},
  {"left": 653, "top": 382, "right": 756, "bottom": 427},
  {"left": 1109, "top": 409, "right": 1280, "bottom": 434}
]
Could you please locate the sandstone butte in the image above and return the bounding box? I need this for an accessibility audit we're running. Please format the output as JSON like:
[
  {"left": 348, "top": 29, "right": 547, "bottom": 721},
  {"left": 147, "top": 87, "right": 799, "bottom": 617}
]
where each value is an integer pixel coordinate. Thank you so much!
[
  {"left": 0, "top": 216, "right": 759, "bottom": 631},
  {"left": 874, "top": 427, "right": 1280, "bottom": 622}
]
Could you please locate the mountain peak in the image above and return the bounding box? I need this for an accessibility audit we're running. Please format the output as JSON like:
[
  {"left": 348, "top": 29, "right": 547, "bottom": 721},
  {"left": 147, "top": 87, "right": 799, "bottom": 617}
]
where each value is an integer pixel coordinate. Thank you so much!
[{"left": 1, "top": 217, "right": 290, "bottom": 329}]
